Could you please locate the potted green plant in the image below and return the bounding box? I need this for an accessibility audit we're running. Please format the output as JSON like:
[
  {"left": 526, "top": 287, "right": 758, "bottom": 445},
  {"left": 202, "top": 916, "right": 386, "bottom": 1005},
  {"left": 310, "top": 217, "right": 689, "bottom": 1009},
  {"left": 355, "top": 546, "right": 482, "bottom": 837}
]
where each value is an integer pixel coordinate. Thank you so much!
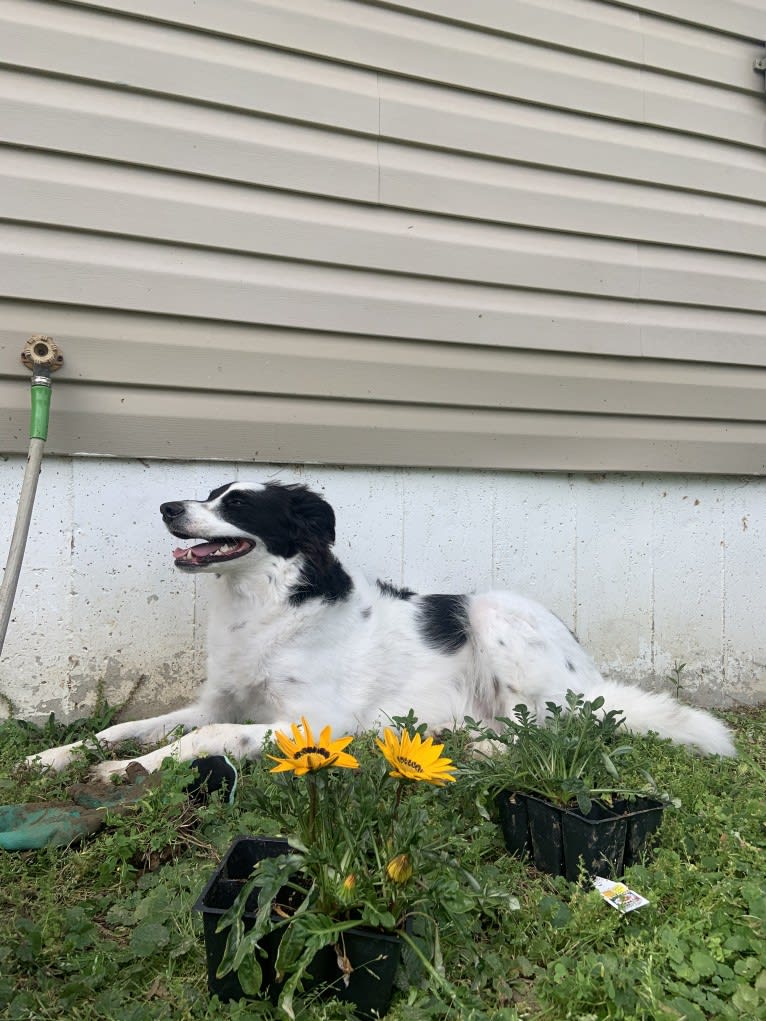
[
  {"left": 466, "top": 692, "right": 668, "bottom": 882},
  {"left": 194, "top": 715, "right": 513, "bottom": 1018}
]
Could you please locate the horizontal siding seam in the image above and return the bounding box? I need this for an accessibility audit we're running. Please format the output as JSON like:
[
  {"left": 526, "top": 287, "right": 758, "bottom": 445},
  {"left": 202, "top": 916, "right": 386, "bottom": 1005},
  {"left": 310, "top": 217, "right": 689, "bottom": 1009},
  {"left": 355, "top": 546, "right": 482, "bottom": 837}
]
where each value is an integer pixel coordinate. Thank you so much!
[
  {"left": 42, "top": 0, "right": 766, "bottom": 90},
  {"left": 0, "top": 61, "right": 382, "bottom": 141},
  {"left": 5, "top": 163, "right": 766, "bottom": 259},
  {"left": 8, "top": 122, "right": 766, "bottom": 209},
  {"left": 5, "top": 371, "right": 766, "bottom": 427},
  {"left": 375, "top": 136, "right": 766, "bottom": 204},
  {"left": 3, "top": 217, "right": 764, "bottom": 315},
  {"left": 31, "top": 377, "right": 766, "bottom": 427},
  {"left": 6, "top": 139, "right": 766, "bottom": 229},
  {"left": 4, "top": 52, "right": 764, "bottom": 156},
  {"left": 5, "top": 71, "right": 764, "bottom": 201},
  {"left": 605, "top": 0, "right": 765, "bottom": 43},
  {"left": 5, "top": 297, "right": 766, "bottom": 369},
  {"left": 5, "top": 143, "right": 766, "bottom": 265},
  {"left": 357, "top": 0, "right": 764, "bottom": 93}
]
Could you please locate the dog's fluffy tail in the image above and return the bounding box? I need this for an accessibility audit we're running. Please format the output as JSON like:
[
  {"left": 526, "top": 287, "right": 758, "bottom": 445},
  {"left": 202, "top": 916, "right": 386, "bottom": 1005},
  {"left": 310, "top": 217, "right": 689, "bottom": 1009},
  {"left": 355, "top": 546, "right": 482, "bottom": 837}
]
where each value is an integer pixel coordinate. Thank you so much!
[{"left": 596, "top": 680, "right": 736, "bottom": 757}]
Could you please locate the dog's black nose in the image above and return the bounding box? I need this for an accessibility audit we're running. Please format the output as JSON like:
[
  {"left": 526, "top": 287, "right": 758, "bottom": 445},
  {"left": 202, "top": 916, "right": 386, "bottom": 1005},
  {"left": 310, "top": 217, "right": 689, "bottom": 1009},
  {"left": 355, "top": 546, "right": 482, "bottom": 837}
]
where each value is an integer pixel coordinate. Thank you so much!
[{"left": 160, "top": 501, "right": 185, "bottom": 521}]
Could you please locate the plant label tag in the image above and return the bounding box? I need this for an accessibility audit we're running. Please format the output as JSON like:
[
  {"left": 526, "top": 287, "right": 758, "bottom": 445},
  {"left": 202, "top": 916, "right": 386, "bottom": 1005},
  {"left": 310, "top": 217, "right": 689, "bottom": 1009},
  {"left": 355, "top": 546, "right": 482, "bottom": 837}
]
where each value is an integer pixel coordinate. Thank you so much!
[{"left": 593, "top": 877, "right": 649, "bottom": 913}]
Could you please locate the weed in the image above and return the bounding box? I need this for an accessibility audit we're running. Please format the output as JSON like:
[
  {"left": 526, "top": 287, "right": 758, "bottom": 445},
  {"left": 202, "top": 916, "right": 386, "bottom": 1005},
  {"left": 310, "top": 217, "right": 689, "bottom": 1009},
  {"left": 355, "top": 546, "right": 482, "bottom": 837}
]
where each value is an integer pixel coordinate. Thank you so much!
[{"left": 666, "top": 661, "right": 687, "bottom": 701}]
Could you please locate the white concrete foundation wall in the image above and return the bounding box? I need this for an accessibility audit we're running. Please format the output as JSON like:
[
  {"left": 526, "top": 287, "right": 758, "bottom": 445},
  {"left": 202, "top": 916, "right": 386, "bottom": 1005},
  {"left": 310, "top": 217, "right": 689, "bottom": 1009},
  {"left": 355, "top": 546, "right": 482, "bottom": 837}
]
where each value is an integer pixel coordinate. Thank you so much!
[{"left": 1, "top": 455, "right": 763, "bottom": 723}]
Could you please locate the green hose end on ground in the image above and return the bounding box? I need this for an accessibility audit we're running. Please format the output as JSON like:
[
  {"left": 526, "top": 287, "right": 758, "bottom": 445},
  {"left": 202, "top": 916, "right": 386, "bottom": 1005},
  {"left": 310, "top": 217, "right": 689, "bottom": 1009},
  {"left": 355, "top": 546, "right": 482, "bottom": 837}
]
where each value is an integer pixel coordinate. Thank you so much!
[{"left": 29, "top": 383, "right": 52, "bottom": 441}]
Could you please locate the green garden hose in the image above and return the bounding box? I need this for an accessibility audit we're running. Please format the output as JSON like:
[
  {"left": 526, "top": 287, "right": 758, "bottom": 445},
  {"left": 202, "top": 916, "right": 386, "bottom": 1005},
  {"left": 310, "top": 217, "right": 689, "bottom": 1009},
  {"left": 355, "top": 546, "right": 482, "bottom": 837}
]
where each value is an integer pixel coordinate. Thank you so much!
[
  {"left": 29, "top": 380, "right": 53, "bottom": 441},
  {"left": 0, "top": 336, "right": 63, "bottom": 661}
]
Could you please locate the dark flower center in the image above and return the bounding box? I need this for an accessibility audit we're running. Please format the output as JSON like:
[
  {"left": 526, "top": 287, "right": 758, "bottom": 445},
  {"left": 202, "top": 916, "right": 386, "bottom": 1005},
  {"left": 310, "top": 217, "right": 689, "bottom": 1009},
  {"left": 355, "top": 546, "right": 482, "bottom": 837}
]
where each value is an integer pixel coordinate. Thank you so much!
[
  {"left": 297, "top": 746, "right": 330, "bottom": 759},
  {"left": 398, "top": 756, "right": 424, "bottom": 773}
]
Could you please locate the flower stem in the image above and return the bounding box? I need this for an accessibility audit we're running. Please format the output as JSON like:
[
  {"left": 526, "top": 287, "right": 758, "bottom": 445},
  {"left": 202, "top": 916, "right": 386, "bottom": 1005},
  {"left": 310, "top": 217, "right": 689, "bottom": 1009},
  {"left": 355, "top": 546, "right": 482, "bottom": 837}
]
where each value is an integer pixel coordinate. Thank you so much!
[
  {"left": 390, "top": 780, "right": 405, "bottom": 847},
  {"left": 308, "top": 774, "right": 318, "bottom": 846}
]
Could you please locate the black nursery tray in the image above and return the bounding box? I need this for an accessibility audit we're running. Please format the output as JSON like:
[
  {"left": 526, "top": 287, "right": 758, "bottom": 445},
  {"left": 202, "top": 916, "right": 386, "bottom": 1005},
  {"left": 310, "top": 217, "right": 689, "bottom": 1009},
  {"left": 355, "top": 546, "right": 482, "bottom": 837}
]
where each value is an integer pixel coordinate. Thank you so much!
[
  {"left": 612, "top": 797, "right": 668, "bottom": 868},
  {"left": 495, "top": 792, "right": 666, "bottom": 881},
  {"left": 193, "top": 835, "right": 402, "bottom": 1018}
]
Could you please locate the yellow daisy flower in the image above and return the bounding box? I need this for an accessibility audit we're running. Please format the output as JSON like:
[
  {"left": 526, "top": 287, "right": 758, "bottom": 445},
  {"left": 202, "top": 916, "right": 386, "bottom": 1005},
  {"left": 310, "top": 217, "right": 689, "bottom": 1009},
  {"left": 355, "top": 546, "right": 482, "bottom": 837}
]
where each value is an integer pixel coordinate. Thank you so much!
[
  {"left": 376, "top": 728, "right": 456, "bottom": 785},
  {"left": 269, "top": 717, "right": 359, "bottom": 775},
  {"left": 335, "top": 872, "right": 358, "bottom": 905},
  {"left": 386, "top": 853, "right": 413, "bottom": 884}
]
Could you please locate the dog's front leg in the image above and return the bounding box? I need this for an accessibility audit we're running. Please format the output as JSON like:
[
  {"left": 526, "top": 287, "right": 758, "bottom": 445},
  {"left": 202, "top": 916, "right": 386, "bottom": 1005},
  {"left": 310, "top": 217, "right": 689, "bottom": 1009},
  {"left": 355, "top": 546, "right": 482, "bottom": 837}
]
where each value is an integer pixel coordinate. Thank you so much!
[
  {"left": 24, "top": 705, "right": 209, "bottom": 773},
  {"left": 91, "top": 722, "right": 290, "bottom": 780}
]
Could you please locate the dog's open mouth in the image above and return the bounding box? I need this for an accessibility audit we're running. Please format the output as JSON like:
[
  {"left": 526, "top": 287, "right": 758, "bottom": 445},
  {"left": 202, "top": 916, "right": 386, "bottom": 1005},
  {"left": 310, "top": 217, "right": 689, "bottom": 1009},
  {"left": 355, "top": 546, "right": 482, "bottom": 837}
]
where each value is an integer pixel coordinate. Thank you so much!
[{"left": 173, "top": 539, "right": 254, "bottom": 568}]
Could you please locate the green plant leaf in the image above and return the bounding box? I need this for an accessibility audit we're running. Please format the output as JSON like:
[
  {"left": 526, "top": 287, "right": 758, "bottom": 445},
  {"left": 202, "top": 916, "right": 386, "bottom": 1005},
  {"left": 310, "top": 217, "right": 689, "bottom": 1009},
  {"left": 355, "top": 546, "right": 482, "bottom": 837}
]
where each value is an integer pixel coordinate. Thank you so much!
[
  {"left": 690, "top": 951, "right": 717, "bottom": 978},
  {"left": 734, "top": 957, "right": 761, "bottom": 979},
  {"left": 275, "top": 914, "right": 361, "bottom": 1020},
  {"left": 234, "top": 943, "right": 263, "bottom": 996},
  {"left": 129, "top": 921, "right": 170, "bottom": 958},
  {"left": 575, "top": 791, "right": 592, "bottom": 814},
  {"left": 732, "top": 984, "right": 761, "bottom": 1012}
]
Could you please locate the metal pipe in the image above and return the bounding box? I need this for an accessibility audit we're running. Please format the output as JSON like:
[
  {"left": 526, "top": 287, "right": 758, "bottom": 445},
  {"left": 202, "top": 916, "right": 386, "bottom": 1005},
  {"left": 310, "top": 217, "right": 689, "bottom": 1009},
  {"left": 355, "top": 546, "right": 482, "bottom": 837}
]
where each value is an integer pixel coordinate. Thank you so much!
[{"left": 0, "top": 336, "right": 63, "bottom": 661}]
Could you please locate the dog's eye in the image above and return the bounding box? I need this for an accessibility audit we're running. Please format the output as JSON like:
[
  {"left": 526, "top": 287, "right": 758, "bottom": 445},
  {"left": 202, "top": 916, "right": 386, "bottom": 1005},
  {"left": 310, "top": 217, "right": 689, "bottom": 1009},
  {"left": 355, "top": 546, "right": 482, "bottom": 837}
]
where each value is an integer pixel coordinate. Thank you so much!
[{"left": 227, "top": 495, "right": 247, "bottom": 507}]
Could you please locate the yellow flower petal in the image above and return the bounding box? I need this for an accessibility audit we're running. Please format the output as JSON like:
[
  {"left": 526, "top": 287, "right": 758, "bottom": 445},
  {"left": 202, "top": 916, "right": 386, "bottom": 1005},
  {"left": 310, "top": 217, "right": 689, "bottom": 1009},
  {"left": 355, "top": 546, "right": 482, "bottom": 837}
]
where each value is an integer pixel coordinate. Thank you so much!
[
  {"left": 376, "top": 727, "right": 457, "bottom": 785},
  {"left": 269, "top": 720, "right": 359, "bottom": 775}
]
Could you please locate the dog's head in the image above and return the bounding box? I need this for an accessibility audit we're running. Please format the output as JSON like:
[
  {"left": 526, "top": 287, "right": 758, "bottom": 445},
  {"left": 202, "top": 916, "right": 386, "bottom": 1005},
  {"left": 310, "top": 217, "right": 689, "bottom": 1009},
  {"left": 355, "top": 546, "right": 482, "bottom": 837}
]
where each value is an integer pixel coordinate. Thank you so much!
[{"left": 160, "top": 482, "right": 336, "bottom": 573}]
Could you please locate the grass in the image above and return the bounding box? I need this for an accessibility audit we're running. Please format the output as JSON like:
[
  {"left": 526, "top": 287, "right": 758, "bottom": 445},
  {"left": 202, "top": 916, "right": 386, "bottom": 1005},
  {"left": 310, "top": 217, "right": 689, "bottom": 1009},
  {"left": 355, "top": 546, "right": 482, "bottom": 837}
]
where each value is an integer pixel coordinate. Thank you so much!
[{"left": 0, "top": 705, "right": 764, "bottom": 1021}]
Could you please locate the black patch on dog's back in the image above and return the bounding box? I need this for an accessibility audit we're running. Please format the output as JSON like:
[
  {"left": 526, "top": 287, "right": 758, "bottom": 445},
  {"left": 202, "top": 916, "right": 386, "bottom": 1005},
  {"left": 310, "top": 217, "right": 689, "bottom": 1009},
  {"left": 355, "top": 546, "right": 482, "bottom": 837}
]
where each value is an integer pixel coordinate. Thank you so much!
[
  {"left": 417, "top": 594, "right": 470, "bottom": 654},
  {"left": 376, "top": 580, "right": 416, "bottom": 600}
]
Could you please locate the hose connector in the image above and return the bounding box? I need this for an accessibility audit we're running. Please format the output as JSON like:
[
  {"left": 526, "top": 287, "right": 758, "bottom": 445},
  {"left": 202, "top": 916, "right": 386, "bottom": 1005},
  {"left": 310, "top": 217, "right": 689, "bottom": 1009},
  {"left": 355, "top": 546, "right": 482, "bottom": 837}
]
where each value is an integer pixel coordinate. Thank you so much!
[
  {"left": 20, "top": 335, "right": 63, "bottom": 442},
  {"left": 21, "top": 335, "right": 63, "bottom": 374}
]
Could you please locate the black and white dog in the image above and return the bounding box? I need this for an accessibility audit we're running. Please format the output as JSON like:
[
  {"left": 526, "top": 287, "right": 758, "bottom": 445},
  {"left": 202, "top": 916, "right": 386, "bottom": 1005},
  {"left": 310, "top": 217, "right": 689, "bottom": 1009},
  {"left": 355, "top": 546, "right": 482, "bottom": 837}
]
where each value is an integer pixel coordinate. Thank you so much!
[{"left": 29, "top": 481, "right": 735, "bottom": 776}]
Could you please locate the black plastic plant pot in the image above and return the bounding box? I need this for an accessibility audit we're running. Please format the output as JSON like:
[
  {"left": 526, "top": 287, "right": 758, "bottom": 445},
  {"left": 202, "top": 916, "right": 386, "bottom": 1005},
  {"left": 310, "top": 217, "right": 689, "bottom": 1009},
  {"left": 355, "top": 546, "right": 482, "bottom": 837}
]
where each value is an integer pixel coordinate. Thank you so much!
[
  {"left": 612, "top": 797, "right": 666, "bottom": 867},
  {"left": 525, "top": 795, "right": 565, "bottom": 876},
  {"left": 523, "top": 798, "right": 628, "bottom": 881},
  {"left": 561, "top": 803, "right": 628, "bottom": 883},
  {"left": 193, "top": 836, "right": 402, "bottom": 1018},
  {"left": 194, "top": 835, "right": 291, "bottom": 1003},
  {"left": 327, "top": 926, "right": 402, "bottom": 1019},
  {"left": 495, "top": 791, "right": 531, "bottom": 857}
]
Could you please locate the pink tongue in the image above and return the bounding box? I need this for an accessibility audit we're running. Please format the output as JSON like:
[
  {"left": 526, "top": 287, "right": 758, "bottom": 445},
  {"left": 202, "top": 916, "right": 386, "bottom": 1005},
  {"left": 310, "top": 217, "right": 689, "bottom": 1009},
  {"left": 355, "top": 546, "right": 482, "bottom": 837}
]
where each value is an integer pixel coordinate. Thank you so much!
[
  {"left": 173, "top": 541, "right": 225, "bottom": 559},
  {"left": 191, "top": 541, "right": 225, "bottom": 557}
]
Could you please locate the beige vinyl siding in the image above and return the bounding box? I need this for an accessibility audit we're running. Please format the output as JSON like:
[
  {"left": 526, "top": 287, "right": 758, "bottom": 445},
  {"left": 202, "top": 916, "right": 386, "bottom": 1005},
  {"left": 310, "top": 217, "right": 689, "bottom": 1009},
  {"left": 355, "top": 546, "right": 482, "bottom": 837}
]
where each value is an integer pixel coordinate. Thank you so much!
[{"left": 0, "top": 0, "right": 764, "bottom": 471}]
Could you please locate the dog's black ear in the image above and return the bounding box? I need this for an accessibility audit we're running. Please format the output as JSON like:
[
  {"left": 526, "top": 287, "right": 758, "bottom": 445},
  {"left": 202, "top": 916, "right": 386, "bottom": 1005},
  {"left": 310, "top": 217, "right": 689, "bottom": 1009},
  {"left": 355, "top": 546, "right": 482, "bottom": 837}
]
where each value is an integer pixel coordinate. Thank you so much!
[{"left": 284, "top": 486, "right": 336, "bottom": 549}]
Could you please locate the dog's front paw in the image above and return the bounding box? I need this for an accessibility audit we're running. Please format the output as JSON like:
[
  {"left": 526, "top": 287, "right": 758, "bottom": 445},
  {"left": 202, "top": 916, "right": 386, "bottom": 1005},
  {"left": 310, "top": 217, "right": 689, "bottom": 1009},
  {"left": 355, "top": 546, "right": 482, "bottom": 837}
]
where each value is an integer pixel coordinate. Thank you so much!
[
  {"left": 90, "top": 758, "right": 140, "bottom": 782},
  {"left": 23, "top": 741, "right": 81, "bottom": 773}
]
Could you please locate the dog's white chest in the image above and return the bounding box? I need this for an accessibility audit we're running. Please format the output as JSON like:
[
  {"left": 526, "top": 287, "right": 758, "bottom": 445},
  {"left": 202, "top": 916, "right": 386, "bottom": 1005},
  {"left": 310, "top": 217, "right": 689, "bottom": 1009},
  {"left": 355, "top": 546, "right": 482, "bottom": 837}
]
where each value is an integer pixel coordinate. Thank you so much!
[{"left": 202, "top": 593, "right": 311, "bottom": 721}]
